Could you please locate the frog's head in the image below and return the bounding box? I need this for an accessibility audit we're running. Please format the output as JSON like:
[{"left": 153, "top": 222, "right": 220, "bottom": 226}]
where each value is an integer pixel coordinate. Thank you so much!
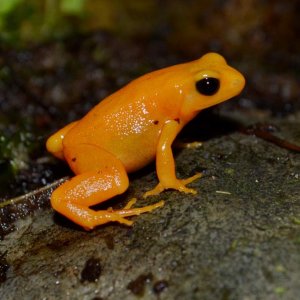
[{"left": 181, "top": 52, "right": 245, "bottom": 117}]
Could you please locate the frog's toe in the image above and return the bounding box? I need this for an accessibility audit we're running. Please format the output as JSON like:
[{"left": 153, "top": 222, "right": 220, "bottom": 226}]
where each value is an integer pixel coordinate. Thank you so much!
[
  {"left": 144, "top": 173, "right": 201, "bottom": 197},
  {"left": 177, "top": 185, "right": 197, "bottom": 195},
  {"left": 115, "top": 199, "right": 165, "bottom": 216},
  {"left": 143, "top": 183, "right": 165, "bottom": 198},
  {"left": 180, "top": 173, "right": 202, "bottom": 185}
]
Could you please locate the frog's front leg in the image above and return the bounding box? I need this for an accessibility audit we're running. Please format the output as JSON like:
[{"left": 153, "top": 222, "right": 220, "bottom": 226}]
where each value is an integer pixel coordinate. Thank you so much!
[
  {"left": 51, "top": 145, "right": 163, "bottom": 230},
  {"left": 144, "top": 119, "right": 201, "bottom": 198}
]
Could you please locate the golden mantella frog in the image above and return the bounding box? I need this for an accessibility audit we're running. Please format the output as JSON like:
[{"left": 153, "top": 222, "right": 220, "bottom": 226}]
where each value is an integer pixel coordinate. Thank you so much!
[{"left": 46, "top": 53, "right": 245, "bottom": 230}]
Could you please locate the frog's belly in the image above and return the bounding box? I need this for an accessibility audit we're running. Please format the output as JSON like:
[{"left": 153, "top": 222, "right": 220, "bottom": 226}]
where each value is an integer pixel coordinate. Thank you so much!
[
  {"left": 100, "top": 131, "right": 159, "bottom": 173},
  {"left": 63, "top": 110, "right": 164, "bottom": 173}
]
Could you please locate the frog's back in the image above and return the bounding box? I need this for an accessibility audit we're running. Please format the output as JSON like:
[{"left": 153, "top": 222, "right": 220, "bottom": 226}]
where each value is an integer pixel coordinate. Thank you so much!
[
  {"left": 63, "top": 63, "right": 189, "bottom": 150},
  {"left": 62, "top": 75, "right": 182, "bottom": 171},
  {"left": 62, "top": 57, "right": 218, "bottom": 171}
]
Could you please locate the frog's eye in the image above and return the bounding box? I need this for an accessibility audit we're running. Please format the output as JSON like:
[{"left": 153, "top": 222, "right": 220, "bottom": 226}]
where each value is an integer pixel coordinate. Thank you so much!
[{"left": 195, "top": 77, "right": 220, "bottom": 96}]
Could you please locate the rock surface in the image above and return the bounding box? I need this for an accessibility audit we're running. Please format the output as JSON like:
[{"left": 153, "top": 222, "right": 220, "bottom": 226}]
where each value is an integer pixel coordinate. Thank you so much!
[{"left": 1, "top": 111, "right": 299, "bottom": 299}]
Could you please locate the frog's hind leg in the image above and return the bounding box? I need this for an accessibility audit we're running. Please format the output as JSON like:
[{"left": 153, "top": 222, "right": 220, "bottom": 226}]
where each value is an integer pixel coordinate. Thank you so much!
[{"left": 51, "top": 144, "right": 163, "bottom": 230}]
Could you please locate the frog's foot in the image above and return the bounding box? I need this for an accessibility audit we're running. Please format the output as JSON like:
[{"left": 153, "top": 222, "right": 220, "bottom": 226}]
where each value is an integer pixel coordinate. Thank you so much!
[
  {"left": 143, "top": 173, "right": 202, "bottom": 197},
  {"left": 111, "top": 198, "right": 164, "bottom": 218},
  {"left": 84, "top": 199, "right": 164, "bottom": 230}
]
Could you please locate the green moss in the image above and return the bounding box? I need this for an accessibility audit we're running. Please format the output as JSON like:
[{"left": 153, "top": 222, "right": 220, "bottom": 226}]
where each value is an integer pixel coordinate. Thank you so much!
[
  {"left": 224, "top": 168, "right": 235, "bottom": 175},
  {"left": 0, "top": 0, "right": 86, "bottom": 46},
  {"left": 0, "top": 0, "right": 22, "bottom": 15},
  {"left": 274, "top": 286, "right": 286, "bottom": 296},
  {"left": 291, "top": 217, "right": 300, "bottom": 225},
  {"left": 0, "top": 131, "right": 35, "bottom": 175},
  {"left": 60, "top": 0, "right": 85, "bottom": 15}
]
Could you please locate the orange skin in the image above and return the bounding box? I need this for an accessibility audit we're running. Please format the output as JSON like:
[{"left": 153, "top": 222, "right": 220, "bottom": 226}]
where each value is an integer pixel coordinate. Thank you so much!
[{"left": 46, "top": 53, "right": 245, "bottom": 230}]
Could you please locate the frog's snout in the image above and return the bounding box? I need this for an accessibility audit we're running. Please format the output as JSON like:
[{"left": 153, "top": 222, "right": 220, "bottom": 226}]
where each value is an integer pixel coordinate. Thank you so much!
[
  {"left": 231, "top": 71, "right": 246, "bottom": 93},
  {"left": 233, "top": 76, "right": 245, "bottom": 91}
]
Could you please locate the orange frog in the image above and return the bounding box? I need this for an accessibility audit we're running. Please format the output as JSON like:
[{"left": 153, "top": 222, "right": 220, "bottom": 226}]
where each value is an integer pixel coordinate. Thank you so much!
[{"left": 46, "top": 53, "right": 245, "bottom": 230}]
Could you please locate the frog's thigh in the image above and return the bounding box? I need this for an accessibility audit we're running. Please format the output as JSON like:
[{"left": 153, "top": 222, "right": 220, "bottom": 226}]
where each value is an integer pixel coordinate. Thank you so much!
[
  {"left": 63, "top": 144, "right": 125, "bottom": 175},
  {"left": 53, "top": 144, "right": 129, "bottom": 208},
  {"left": 51, "top": 145, "right": 130, "bottom": 228}
]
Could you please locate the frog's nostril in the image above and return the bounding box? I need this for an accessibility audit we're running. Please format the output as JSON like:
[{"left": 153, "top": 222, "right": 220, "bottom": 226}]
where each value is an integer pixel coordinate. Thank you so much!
[{"left": 232, "top": 76, "right": 245, "bottom": 90}]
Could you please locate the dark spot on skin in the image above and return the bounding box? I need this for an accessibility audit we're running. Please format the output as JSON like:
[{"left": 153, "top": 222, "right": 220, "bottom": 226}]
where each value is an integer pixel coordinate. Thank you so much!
[
  {"left": 81, "top": 257, "right": 102, "bottom": 283},
  {"left": 71, "top": 157, "right": 76, "bottom": 162},
  {"left": 174, "top": 118, "right": 180, "bottom": 123},
  {"left": 153, "top": 280, "right": 169, "bottom": 294},
  {"left": 127, "top": 273, "right": 153, "bottom": 296},
  {"left": 153, "top": 120, "right": 159, "bottom": 125}
]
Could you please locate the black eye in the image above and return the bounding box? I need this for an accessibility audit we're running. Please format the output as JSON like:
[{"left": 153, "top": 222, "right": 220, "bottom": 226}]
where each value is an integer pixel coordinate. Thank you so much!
[{"left": 195, "top": 77, "right": 220, "bottom": 96}]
